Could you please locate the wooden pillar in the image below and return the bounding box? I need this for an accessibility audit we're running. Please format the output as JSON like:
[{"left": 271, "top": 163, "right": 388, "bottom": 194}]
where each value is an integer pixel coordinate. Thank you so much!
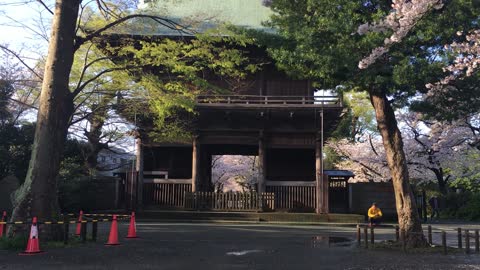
[
  {"left": 135, "top": 136, "right": 144, "bottom": 210},
  {"left": 258, "top": 133, "right": 266, "bottom": 194},
  {"left": 192, "top": 136, "right": 200, "bottom": 192},
  {"left": 316, "top": 132, "right": 328, "bottom": 214}
]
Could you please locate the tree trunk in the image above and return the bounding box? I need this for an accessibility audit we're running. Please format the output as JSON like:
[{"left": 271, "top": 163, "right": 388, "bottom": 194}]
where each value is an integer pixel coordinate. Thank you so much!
[
  {"left": 369, "top": 91, "right": 427, "bottom": 248},
  {"left": 9, "top": 0, "right": 81, "bottom": 240},
  {"left": 84, "top": 102, "right": 110, "bottom": 174},
  {"left": 431, "top": 168, "right": 447, "bottom": 195}
]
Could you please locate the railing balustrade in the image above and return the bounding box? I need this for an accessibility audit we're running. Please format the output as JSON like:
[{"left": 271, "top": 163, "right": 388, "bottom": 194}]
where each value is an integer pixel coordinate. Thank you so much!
[{"left": 196, "top": 95, "right": 342, "bottom": 107}]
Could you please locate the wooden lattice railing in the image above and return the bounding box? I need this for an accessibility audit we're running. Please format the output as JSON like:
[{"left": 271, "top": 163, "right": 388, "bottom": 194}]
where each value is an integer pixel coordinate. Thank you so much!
[
  {"left": 196, "top": 95, "right": 342, "bottom": 107},
  {"left": 184, "top": 192, "right": 275, "bottom": 211}
]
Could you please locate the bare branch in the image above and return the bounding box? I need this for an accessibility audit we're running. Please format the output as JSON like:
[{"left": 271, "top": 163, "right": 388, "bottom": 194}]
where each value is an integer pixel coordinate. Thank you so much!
[
  {"left": 0, "top": 45, "right": 43, "bottom": 81},
  {"left": 36, "top": 0, "right": 53, "bottom": 15},
  {"left": 75, "top": 14, "right": 193, "bottom": 50}
]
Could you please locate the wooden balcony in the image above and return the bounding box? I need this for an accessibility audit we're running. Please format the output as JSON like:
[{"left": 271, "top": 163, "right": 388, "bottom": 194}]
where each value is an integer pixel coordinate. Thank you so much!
[{"left": 196, "top": 95, "right": 343, "bottom": 109}]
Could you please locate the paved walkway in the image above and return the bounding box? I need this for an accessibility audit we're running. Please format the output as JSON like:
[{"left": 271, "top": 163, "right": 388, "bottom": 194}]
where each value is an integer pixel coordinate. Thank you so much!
[{"left": 1, "top": 222, "right": 480, "bottom": 270}]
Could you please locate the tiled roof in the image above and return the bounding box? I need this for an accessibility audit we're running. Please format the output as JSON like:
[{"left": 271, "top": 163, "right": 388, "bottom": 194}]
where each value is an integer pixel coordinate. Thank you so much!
[{"left": 121, "top": 0, "right": 274, "bottom": 36}]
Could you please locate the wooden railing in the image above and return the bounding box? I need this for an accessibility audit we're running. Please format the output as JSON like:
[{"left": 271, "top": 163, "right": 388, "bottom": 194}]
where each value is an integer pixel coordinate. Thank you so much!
[
  {"left": 185, "top": 192, "right": 275, "bottom": 211},
  {"left": 196, "top": 95, "right": 342, "bottom": 107},
  {"left": 143, "top": 179, "right": 192, "bottom": 208},
  {"left": 266, "top": 182, "right": 316, "bottom": 211}
]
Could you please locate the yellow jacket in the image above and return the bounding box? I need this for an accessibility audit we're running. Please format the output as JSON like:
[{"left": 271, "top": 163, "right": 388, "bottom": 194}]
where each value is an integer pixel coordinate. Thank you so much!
[{"left": 368, "top": 206, "right": 382, "bottom": 218}]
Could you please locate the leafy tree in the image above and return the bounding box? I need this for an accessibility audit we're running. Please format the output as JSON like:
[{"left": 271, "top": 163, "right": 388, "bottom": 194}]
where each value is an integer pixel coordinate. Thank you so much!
[
  {"left": 262, "top": 0, "right": 479, "bottom": 247},
  {"left": 7, "top": 0, "right": 261, "bottom": 239}
]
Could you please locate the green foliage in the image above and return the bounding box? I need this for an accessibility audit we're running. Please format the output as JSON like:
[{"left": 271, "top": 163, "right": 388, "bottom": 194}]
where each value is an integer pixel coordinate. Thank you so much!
[
  {"left": 443, "top": 192, "right": 480, "bottom": 221},
  {"left": 263, "top": 0, "right": 479, "bottom": 108},
  {"left": 107, "top": 31, "right": 262, "bottom": 143},
  {"left": 331, "top": 91, "right": 376, "bottom": 141},
  {"left": 0, "top": 122, "right": 35, "bottom": 182},
  {"left": 0, "top": 234, "right": 28, "bottom": 251},
  {"left": 58, "top": 177, "right": 96, "bottom": 212}
]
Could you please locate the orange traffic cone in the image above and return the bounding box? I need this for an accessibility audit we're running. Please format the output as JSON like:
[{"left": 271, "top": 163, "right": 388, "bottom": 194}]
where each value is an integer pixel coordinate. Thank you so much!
[
  {"left": 126, "top": 212, "right": 138, "bottom": 239},
  {"left": 19, "top": 217, "right": 43, "bottom": 255},
  {"left": 105, "top": 215, "right": 120, "bottom": 246},
  {"left": 75, "top": 210, "right": 83, "bottom": 236},
  {"left": 0, "top": 211, "right": 6, "bottom": 238}
]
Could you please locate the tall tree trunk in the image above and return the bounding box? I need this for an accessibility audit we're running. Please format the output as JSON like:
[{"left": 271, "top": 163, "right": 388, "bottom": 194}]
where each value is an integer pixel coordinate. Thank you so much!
[
  {"left": 431, "top": 168, "right": 447, "bottom": 195},
  {"left": 369, "top": 91, "right": 427, "bottom": 248},
  {"left": 9, "top": 0, "right": 81, "bottom": 239}
]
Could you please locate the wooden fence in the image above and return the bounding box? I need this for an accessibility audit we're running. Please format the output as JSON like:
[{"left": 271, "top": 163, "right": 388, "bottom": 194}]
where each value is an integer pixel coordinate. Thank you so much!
[
  {"left": 266, "top": 182, "right": 316, "bottom": 211},
  {"left": 184, "top": 192, "right": 275, "bottom": 211},
  {"left": 143, "top": 179, "right": 192, "bottom": 209}
]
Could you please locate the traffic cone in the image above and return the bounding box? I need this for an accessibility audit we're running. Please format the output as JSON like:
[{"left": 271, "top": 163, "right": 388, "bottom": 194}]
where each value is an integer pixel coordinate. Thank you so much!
[
  {"left": 75, "top": 210, "right": 83, "bottom": 236},
  {"left": 126, "top": 212, "right": 138, "bottom": 239},
  {"left": 19, "top": 217, "right": 44, "bottom": 255},
  {"left": 105, "top": 215, "right": 120, "bottom": 246},
  {"left": 0, "top": 211, "right": 6, "bottom": 238}
]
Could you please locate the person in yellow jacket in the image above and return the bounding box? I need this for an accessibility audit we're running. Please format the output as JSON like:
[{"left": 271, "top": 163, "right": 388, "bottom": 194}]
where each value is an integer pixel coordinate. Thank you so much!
[{"left": 367, "top": 203, "right": 382, "bottom": 226}]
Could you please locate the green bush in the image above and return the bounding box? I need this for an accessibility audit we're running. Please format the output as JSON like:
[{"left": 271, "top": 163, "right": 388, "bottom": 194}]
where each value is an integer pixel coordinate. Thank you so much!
[
  {"left": 58, "top": 177, "right": 98, "bottom": 213},
  {"left": 442, "top": 192, "right": 480, "bottom": 221}
]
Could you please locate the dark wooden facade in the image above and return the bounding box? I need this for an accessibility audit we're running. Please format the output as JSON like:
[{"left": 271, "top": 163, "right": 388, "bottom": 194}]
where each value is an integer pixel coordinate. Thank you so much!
[{"left": 133, "top": 71, "right": 349, "bottom": 213}]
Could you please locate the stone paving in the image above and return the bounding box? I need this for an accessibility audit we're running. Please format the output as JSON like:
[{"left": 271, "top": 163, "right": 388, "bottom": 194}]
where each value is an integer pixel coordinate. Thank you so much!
[{"left": 1, "top": 222, "right": 480, "bottom": 270}]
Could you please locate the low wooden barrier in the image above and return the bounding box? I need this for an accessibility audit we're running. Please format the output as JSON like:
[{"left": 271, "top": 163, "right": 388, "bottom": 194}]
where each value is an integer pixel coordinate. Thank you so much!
[{"left": 185, "top": 192, "right": 275, "bottom": 211}]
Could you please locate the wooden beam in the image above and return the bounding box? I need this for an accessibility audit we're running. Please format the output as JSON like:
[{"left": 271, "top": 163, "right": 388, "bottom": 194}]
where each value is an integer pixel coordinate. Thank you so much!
[
  {"left": 143, "top": 179, "right": 192, "bottom": 184},
  {"left": 258, "top": 133, "right": 266, "bottom": 194},
  {"left": 191, "top": 136, "right": 200, "bottom": 192},
  {"left": 315, "top": 133, "right": 323, "bottom": 214},
  {"left": 266, "top": 181, "right": 315, "bottom": 187}
]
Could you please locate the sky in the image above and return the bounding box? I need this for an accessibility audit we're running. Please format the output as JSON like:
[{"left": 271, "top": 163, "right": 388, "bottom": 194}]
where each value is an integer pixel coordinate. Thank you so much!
[
  {"left": 0, "top": 1, "right": 137, "bottom": 154},
  {"left": 0, "top": 1, "right": 51, "bottom": 59}
]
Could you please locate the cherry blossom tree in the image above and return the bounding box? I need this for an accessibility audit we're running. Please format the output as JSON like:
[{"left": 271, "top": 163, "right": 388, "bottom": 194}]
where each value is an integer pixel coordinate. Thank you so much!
[
  {"left": 211, "top": 155, "right": 258, "bottom": 192},
  {"left": 330, "top": 111, "right": 479, "bottom": 194}
]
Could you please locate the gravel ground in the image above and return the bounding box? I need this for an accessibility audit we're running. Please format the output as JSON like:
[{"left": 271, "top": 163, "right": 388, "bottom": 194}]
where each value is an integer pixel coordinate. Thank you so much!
[{"left": 1, "top": 222, "right": 480, "bottom": 270}]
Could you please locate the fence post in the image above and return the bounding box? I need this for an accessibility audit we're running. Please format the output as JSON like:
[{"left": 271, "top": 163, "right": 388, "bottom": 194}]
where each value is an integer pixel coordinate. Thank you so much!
[
  {"left": 465, "top": 229, "right": 470, "bottom": 254},
  {"left": 81, "top": 221, "right": 87, "bottom": 243},
  {"left": 458, "top": 228, "right": 462, "bottom": 249},
  {"left": 364, "top": 226, "right": 368, "bottom": 249},
  {"left": 475, "top": 229, "right": 479, "bottom": 254},
  {"left": 395, "top": 226, "right": 399, "bottom": 242},
  {"left": 63, "top": 215, "right": 69, "bottom": 245},
  {"left": 92, "top": 220, "right": 98, "bottom": 242},
  {"left": 356, "top": 224, "right": 361, "bottom": 246},
  {"left": 400, "top": 229, "right": 406, "bottom": 252},
  {"left": 427, "top": 225, "right": 432, "bottom": 245},
  {"left": 370, "top": 226, "right": 374, "bottom": 246},
  {"left": 442, "top": 231, "right": 447, "bottom": 255},
  {"left": 1, "top": 212, "right": 7, "bottom": 237}
]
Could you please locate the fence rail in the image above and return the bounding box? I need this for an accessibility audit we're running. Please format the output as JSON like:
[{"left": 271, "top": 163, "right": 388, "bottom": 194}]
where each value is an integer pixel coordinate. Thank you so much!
[
  {"left": 185, "top": 192, "right": 275, "bottom": 211},
  {"left": 196, "top": 95, "right": 343, "bottom": 107},
  {"left": 356, "top": 224, "right": 480, "bottom": 255},
  {"left": 266, "top": 185, "right": 316, "bottom": 211},
  {"left": 143, "top": 182, "right": 192, "bottom": 208}
]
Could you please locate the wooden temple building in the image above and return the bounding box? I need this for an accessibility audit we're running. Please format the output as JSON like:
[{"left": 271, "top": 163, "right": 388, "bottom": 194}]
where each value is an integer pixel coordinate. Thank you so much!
[{"left": 123, "top": 0, "right": 354, "bottom": 214}]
